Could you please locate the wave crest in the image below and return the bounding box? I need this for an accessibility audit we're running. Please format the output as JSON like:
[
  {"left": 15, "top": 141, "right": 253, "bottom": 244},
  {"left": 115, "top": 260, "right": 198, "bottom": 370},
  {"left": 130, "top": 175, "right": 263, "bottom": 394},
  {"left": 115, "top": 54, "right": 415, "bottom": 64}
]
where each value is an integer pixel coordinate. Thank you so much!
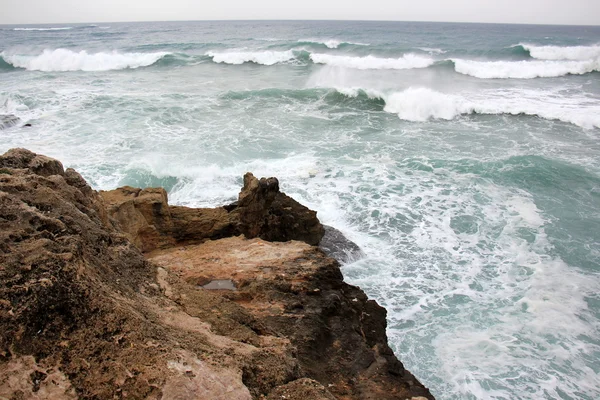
[
  {"left": 310, "top": 53, "right": 435, "bottom": 70},
  {"left": 519, "top": 43, "right": 600, "bottom": 61},
  {"left": 205, "top": 50, "right": 297, "bottom": 65},
  {"left": 0, "top": 49, "right": 170, "bottom": 71},
  {"left": 297, "top": 38, "right": 369, "bottom": 49},
  {"left": 332, "top": 87, "right": 599, "bottom": 129},
  {"left": 452, "top": 58, "right": 600, "bottom": 79}
]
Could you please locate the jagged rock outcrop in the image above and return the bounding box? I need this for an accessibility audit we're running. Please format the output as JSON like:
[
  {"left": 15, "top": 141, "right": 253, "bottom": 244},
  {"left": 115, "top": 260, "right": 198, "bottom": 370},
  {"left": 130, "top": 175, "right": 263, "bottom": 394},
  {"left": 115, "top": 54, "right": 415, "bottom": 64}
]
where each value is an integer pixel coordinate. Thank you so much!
[
  {"left": 100, "top": 172, "right": 324, "bottom": 253},
  {"left": 0, "top": 148, "right": 434, "bottom": 399}
]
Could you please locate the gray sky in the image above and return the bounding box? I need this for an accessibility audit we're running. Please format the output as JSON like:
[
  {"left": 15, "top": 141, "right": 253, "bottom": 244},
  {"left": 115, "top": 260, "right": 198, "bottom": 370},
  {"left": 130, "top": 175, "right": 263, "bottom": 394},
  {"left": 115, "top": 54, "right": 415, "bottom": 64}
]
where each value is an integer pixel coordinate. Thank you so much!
[{"left": 1, "top": 0, "right": 599, "bottom": 25}]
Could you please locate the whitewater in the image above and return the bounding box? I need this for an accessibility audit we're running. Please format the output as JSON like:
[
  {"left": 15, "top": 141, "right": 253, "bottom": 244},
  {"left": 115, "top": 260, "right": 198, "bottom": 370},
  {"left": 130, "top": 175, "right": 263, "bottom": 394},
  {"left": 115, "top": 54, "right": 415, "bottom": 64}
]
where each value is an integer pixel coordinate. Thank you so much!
[{"left": 1, "top": 20, "right": 599, "bottom": 400}]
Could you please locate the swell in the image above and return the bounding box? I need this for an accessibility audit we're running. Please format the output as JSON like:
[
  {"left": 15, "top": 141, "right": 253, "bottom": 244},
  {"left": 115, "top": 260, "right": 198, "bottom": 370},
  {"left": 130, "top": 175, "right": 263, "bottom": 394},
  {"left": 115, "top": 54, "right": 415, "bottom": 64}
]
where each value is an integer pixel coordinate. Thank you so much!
[{"left": 223, "top": 86, "right": 599, "bottom": 129}]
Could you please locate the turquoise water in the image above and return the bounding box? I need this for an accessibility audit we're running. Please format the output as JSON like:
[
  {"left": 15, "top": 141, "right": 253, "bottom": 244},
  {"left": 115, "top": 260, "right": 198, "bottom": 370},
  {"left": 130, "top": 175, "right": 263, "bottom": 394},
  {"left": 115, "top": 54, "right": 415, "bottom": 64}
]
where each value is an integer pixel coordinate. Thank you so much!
[{"left": 1, "top": 20, "right": 599, "bottom": 399}]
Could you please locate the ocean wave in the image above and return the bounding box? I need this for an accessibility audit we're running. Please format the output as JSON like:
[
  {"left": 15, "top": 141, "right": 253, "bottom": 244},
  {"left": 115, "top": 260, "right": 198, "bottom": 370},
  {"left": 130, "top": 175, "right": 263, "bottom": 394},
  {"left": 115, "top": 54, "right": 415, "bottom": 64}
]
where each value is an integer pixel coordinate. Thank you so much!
[
  {"left": 12, "top": 24, "right": 100, "bottom": 31},
  {"left": 417, "top": 47, "right": 447, "bottom": 55},
  {"left": 335, "top": 87, "right": 599, "bottom": 129},
  {"left": 518, "top": 43, "right": 600, "bottom": 61},
  {"left": 13, "top": 27, "right": 74, "bottom": 31},
  {"left": 297, "top": 38, "right": 370, "bottom": 49},
  {"left": 205, "top": 50, "right": 298, "bottom": 65},
  {"left": 0, "top": 49, "right": 171, "bottom": 71},
  {"left": 310, "top": 53, "right": 435, "bottom": 70},
  {"left": 452, "top": 58, "right": 600, "bottom": 79}
]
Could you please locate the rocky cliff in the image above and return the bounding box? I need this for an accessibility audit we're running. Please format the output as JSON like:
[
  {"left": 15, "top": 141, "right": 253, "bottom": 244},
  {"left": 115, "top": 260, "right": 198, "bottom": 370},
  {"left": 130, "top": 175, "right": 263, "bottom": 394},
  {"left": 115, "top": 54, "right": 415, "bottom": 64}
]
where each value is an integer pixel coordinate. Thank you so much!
[{"left": 0, "top": 148, "right": 434, "bottom": 400}]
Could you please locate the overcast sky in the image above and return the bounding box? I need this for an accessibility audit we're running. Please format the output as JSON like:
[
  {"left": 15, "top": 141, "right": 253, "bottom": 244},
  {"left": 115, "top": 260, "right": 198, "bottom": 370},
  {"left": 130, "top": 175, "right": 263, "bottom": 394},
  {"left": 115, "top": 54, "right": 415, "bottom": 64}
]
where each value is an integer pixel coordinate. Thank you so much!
[{"left": 1, "top": 0, "right": 599, "bottom": 26}]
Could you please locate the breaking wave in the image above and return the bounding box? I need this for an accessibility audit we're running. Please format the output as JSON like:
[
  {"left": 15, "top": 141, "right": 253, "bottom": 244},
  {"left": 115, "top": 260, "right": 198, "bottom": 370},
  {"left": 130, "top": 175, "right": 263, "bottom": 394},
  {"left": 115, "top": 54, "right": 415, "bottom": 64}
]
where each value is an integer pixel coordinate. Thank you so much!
[
  {"left": 452, "top": 58, "right": 600, "bottom": 79},
  {"left": 205, "top": 50, "right": 299, "bottom": 65},
  {"left": 310, "top": 53, "right": 436, "bottom": 70},
  {"left": 0, "top": 49, "right": 171, "bottom": 71},
  {"left": 517, "top": 43, "right": 600, "bottom": 61},
  {"left": 336, "top": 87, "right": 600, "bottom": 129},
  {"left": 297, "top": 38, "right": 370, "bottom": 49}
]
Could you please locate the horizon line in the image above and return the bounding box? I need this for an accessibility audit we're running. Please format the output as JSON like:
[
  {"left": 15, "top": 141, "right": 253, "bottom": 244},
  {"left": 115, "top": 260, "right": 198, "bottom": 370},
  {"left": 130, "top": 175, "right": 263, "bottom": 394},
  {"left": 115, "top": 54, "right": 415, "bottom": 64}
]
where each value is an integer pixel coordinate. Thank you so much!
[{"left": 1, "top": 18, "right": 599, "bottom": 28}]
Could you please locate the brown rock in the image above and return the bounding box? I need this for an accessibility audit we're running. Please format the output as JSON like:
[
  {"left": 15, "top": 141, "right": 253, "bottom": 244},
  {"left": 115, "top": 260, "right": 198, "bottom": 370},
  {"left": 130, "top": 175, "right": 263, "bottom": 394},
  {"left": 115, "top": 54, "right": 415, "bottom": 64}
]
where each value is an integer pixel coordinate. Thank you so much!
[
  {"left": 266, "top": 378, "right": 336, "bottom": 400},
  {"left": 0, "top": 149, "right": 435, "bottom": 400},
  {"left": 148, "top": 236, "right": 434, "bottom": 400},
  {"left": 99, "top": 171, "right": 324, "bottom": 253},
  {"left": 233, "top": 172, "right": 325, "bottom": 246}
]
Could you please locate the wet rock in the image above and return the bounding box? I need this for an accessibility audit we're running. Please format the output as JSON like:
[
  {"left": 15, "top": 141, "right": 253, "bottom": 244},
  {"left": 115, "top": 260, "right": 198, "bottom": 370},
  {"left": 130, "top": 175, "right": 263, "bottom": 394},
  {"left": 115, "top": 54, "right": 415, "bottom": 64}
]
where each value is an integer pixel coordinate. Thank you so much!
[
  {"left": 0, "top": 114, "right": 20, "bottom": 130},
  {"left": 319, "top": 225, "right": 365, "bottom": 263}
]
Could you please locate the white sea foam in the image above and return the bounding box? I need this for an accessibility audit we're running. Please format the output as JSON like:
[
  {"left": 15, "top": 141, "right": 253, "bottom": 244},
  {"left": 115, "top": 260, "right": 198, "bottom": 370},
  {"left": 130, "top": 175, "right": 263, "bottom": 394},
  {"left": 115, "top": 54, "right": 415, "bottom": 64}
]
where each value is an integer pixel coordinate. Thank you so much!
[
  {"left": 520, "top": 43, "right": 600, "bottom": 60},
  {"left": 13, "top": 27, "right": 74, "bottom": 31},
  {"left": 1, "top": 49, "right": 170, "bottom": 72},
  {"left": 382, "top": 88, "right": 472, "bottom": 121},
  {"left": 336, "top": 86, "right": 600, "bottom": 129},
  {"left": 310, "top": 53, "right": 435, "bottom": 70},
  {"left": 298, "top": 38, "right": 369, "bottom": 48},
  {"left": 453, "top": 58, "right": 600, "bottom": 79},
  {"left": 206, "top": 50, "right": 296, "bottom": 65}
]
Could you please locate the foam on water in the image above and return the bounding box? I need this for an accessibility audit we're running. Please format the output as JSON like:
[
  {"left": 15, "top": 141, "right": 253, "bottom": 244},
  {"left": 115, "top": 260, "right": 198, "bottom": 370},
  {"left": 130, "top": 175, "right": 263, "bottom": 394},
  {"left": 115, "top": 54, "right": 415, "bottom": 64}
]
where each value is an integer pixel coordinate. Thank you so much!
[
  {"left": 205, "top": 50, "right": 296, "bottom": 65},
  {"left": 310, "top": 53, "right": 436, "bottom": 70},
  {"left": 333, "top": 157, "right": 600, "bottom": 400},
  {"left": 452, "top": 58, "right": 600, "bottom": 79},
  {"left": 520, "top": 43, "right": 600, "bottom": 61},
  {"left": 1, "top": 49, "right": 170, "bottom": 71}
]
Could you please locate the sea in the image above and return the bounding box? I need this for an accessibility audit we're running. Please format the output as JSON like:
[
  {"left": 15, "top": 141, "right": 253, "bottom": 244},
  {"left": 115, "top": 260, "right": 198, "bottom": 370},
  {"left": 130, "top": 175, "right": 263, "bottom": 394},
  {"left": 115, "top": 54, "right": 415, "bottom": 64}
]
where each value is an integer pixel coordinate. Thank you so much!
[{"left": 1, "top": 20, "right": 599, "bottom": 399}]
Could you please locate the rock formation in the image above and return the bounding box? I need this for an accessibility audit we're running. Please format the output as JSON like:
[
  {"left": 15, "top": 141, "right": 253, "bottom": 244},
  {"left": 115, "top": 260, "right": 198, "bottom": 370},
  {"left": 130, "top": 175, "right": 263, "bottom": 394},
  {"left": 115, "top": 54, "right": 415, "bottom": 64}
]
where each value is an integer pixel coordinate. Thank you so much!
[{"left": 0, "top": 148, "right": 434, "bottom": 399}]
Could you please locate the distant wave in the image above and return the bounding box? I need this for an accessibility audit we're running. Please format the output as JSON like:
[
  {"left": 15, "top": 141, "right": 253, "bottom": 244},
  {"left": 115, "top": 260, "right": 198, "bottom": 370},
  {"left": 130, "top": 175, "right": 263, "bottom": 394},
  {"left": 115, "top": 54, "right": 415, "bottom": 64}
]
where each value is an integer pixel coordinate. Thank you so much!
[
  {"left": 517, "top": 43, "right": 600, "bottom": 61},
  {"left": 13, "top": 27, "right": 74, "bottom": 31},
  {"left": 205, "top": 50, "right": 299, "bottom": 65},
  {"left": 452, "top": 58, "right": 600, "bottom": 79},
  {"left": 417, "top": 47, "right": 447, "bottom": 55},
  {"left": 333, "top": 87, "right": 599, "bottom": 129},
  {"left": 297, "top": 38, "right": 370, "bottom": 49},
  {"left": 12, "top": 25, "right": 101, "bottom": 31},
  {"left": 310, "top": 53, "right": 435, "bottom": 70},
  {"left": 0, "top": 49, "right": 170, "bottom": 71}
]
